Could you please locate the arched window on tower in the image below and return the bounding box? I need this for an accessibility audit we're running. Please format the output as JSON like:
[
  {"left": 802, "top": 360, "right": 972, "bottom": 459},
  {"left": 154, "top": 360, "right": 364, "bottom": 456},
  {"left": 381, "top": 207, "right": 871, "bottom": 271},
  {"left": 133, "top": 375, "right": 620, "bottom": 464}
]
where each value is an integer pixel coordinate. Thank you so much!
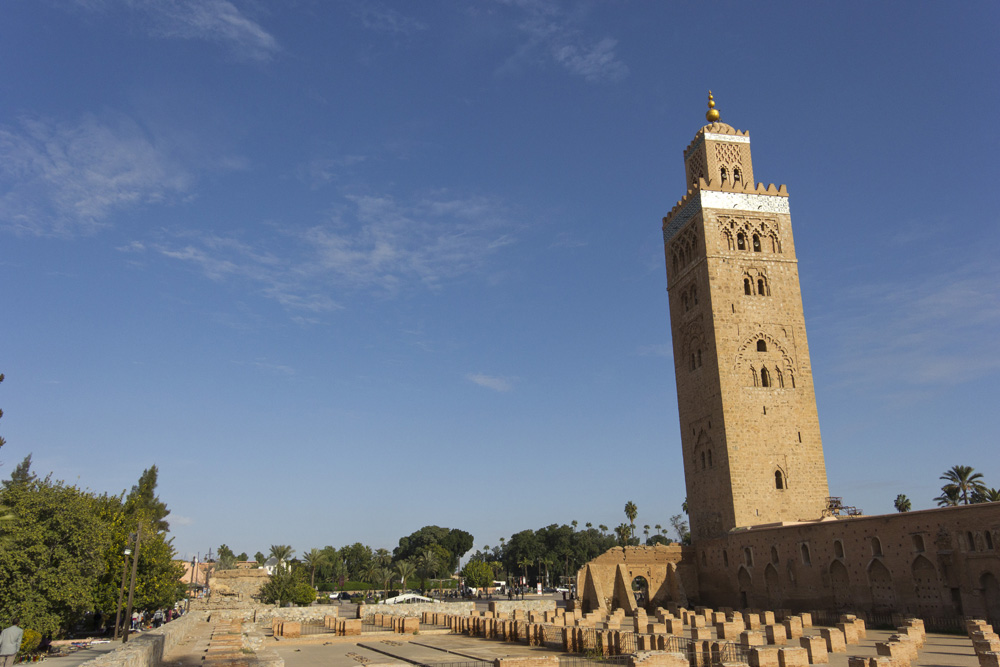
[
  {"left": 751, "top": 367, "right": 759, "bottom": 387},
  {"left": 697, "top": 349, "right": 703, "bottom": 367},
  {"left": 721, "top": 167, "right": 728, "bottom": 182},
  {"left": 758, "top": 278, "right": 766, "bottom": 295},
  {"left": 737, "top": 233, "right": 746, "bottom": 250},
  {"left": 744, "top": 278, "right": 752, "bottom": 295},
  {"left": 761, "top": 367, "right": 771, "bottom": 387},
  {"left": 753, "top": 234, "right": 761, "bottom": 252},
  {"left": 733, "top": 167, "right": 741, "bottom": 183},
  {"left": 775, "top": 470, "right": 785, "bottom": 489},
  {"left": 757, "top": 339, "right": 767, "bottom": 352},
  {"left": 775, "top": 367, "right": 784, "bottom": 388}
]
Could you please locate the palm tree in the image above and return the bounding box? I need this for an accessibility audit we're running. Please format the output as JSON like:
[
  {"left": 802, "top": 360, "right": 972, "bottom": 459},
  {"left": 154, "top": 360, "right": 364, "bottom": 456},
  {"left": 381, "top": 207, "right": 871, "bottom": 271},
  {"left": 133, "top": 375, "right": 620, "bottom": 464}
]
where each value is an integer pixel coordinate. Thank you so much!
[
  {"left": 376, "top": 567, "right": 393, "bottom": 599},
  {"left": 416, "top": 549, "right": 439, "bottom": 593},
  {"left": 643, "top": 524, "right": 651, "bottom": 543},
  {"left": 976, "top": 487, "right": 1000, "bottom": 503},
  {"left": 362, "top": 563, "right": 380, "bottom": 595},
  {"left": 935, "top": 486, "right": 961, "bottom": 507},
  {"left": 654, "top": 524, "right": 663, "bottom": 536},
  {"left": 396, "top": 560, "right": 417, "bottom": 591},
  {"left": 571, "top": 520, "right": 578, "bottom": 531},
  {"left": 269, "top": 544, "right": 294, "bottom": 563},
  {"left": 598, "top": 524, "right": 608, "bottom": 536},
  {"left": 624, "top": 501, "right": 638, "bottom": 539},
  {"left": 374, "top": 548, "right": 391, "bottom": 568},
  {"left": 517, "top": 556, "right": 531, "bottom": 585},
  {"left": 303, "top": 548, "right": 328, "bottom": 587},
  {"left": 585, "top": 522, "right": 593, "bottom": 530},
  {"left": 940, "top": 465, "right": 986, "bottom": 505},
  {"left": 893, "top": 494, "right": 912, "bottom": 513},
  {"left": 615, "top": 523, "right": 631, "bottom": 546}
]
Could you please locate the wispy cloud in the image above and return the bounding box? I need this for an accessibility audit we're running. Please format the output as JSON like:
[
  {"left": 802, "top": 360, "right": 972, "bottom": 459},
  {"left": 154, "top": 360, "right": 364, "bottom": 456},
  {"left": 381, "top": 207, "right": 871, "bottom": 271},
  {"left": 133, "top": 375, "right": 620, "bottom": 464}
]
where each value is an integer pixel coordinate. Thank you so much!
[
  {"left": 829, "top": 259, "right": 1000, "bottom": 390},
  {"left": 172, "top": 515, "right": 195, "bottom": 526},
  {"left": 346, "top": 0, "right": 427, "bottom": 35},
  {"left": 497, "top": 0, "right": 628, "bottom": 83},
  {"left": 133, "top": 191, "right": 519, "bottom": 315},
  {"left": 467, "top": 373, "right": 514, "bottom": 392},
  {"left": 0, "top": 115, "right": 191, "bottom": 237},
  {"left": 70, "top": 0, "right": 279, "bottom": 61},
  {"left": 232, "top": 359, "right": 296, "bottom": 376}
]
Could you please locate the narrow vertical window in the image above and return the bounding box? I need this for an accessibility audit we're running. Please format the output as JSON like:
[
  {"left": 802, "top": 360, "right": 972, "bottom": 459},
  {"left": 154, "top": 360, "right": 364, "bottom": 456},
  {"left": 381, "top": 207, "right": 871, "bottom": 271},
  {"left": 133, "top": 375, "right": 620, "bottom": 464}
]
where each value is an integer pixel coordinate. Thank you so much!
[
  {"left": 733, "top": 168, "right": 741, "bottom": 183},
  {"left": 707, "top": 450, "right": 713, "bottom": 467},
  {"left": 753, "top": 234, "right": 761, "bottom": 252},
  {"left": 721, "top": 167, "right": 728, "bottom": 182},
  {"left": 737, "top": 233, "right": 746, "bottom": 250},
  {"left": 761, "top": 367, "right": 771, "bottom": 387},
  {"left": 744, "top": 278, "right": 752, "bottom": 295},
  {"left": 757, "top": 339, "right": 767, "bottom": 352},
  {"left": 758, "top": 278, "right": 766, "bottom": 295},
  {"left": 775, "top": 470, "right": 784, "bottom": 489},
  {"left": 697, "top": 349, "right": 703, "bottom": 367}
]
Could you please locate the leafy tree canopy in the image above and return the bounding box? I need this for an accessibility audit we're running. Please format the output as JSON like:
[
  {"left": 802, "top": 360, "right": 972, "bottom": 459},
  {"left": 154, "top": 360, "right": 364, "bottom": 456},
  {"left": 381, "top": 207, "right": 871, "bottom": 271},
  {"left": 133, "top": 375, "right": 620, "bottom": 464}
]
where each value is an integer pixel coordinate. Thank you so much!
[
  {"left": 393, "top": 525, "right": 473, "bottom": 573},
  {"left": 461, "top": 559, "right": 493, "bottom": 590}
]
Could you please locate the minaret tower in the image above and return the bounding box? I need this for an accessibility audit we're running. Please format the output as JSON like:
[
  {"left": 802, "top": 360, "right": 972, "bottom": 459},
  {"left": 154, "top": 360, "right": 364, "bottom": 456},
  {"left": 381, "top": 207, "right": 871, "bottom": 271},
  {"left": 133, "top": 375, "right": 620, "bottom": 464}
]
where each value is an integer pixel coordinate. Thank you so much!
[{"left": 662, "top": 93, "right": 830, "bottom": 541}]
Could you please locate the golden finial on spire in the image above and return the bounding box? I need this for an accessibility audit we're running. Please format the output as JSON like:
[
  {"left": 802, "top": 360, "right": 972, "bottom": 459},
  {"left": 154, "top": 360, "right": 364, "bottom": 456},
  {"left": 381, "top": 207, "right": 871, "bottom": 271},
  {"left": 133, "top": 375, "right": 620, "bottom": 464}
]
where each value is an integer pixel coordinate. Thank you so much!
[{"left": 706, "top": 91, "right": 720, "bottom": 122}]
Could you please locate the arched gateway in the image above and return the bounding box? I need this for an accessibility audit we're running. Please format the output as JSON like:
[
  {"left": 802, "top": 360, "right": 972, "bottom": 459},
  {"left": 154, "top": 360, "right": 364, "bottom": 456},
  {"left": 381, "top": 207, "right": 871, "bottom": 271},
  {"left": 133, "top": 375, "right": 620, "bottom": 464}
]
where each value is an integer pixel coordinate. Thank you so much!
[{"left": 575, "top": 545, "right": 695, "bottom": 614}]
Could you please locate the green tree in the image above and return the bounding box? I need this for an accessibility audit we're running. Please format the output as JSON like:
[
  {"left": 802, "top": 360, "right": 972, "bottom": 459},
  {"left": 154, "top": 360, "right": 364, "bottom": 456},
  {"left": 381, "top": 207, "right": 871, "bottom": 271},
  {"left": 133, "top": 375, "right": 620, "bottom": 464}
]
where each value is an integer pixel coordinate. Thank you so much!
[
  {"left": 269, "top": 544, "right": 294, "bottom": 562},
  {"left": 395, "top": 560, "right": 416, "bottom": 591},
  {"left": 260, "top": 564, "right": 314, "bottom": 607},
  {"left": 254, "top": 551, "right": 266, "bottom": 566},
  {"left": 393, "top": 526, "right": 472, "bottom": 574},
  {"left": 302, "top": 548, "right": 328, "bottom": 587},
  {"left": 339, "top": 543, "right": 373, "bottom": 581},
  {"left": 624, "top": 501, "right": 638, "bottom": 539},
  {"left": 935, "top": 486, "right": 961, "bottom": 507},
  {"left": 461, "top": 559, "right": 493, "bottom": 591},
  {"left": 973, "top": 487, "right": 1000, "bottom": 503},
  {"left": 415, "top": 549, "right": 440, "bottom": 592},
  {"left": 894, "top": 494, "right": 912, "bottom": 513},
  {"left": 670, "top": 513, "right": 690, "bottom": 545},
  {"left": 124, "top": 466, "right": 170, "bottom": 532},
  {"left": 0, "top": 460, "right": 111, "bottom": 635},
  {"left": 940, "top": 465, "right": 987, "bottom": 506}
]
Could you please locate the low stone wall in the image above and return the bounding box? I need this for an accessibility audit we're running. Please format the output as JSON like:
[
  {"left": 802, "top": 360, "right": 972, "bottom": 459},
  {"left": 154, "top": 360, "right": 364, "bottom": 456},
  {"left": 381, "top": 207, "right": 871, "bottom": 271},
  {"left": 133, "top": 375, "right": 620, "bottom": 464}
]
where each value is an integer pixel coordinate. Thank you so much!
[
  {"left": 78, "top": 612, "right": 208, "bottom": 667},
  {"left": 358, "top": 602, "right": 475, "bottom": 619},
  {"left": 209, "top": 569, "right": 270, "bottom": 599},
  {"left": 490, "top": 600, "right": 558, "bottom": 615}
]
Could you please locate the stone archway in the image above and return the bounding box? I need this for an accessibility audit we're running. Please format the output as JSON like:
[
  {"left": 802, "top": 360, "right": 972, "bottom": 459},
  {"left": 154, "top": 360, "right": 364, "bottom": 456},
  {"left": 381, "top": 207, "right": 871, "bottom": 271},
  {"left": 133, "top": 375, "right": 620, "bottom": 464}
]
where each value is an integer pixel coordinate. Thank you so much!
[
  {"left": 911, "top": 555, "right": 942, "bottom": 615},
  {"left": 764, "top": 563, "right": 780, "bottom": 608},
  {"left": 830, "top": 560, "right": 851, "bottom": 610},
  {"left": 632, "top": 576, "right": 650, "bottom": 608},
  {"left": 738, "top": 567, "right": 753, "bottom": 609},
  {"left": 868, "top": 560, "right": 896, "bottom": 612},
  {"left": 981, "top": 572, "right": 1000, "bottom": 627}
]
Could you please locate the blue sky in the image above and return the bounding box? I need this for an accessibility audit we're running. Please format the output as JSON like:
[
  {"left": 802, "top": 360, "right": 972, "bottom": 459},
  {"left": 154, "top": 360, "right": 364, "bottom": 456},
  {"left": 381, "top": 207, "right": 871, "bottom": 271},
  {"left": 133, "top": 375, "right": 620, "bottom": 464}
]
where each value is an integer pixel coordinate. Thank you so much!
[{"left": 1, "top": 1, "right": 998, "bottom": 561}]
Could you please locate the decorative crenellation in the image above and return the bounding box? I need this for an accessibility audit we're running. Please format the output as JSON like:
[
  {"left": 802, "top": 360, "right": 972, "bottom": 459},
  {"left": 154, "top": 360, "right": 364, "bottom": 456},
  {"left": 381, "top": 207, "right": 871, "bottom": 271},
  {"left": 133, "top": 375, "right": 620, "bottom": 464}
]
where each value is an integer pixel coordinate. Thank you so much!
[
  {"left": 718, "top": 215, "right": 783, "bottom": 254},
  {"left": 663, "top": 182, "right": 788, "bottom": 244},
  {"left": 683, "top": 124, "right": 750, "bottom": 158}
]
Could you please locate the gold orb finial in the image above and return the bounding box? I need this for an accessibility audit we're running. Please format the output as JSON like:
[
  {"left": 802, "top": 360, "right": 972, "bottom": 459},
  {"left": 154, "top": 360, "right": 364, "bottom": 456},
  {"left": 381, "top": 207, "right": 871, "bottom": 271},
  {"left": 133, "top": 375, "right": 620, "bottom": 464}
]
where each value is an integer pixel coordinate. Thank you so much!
[{"left": 706, "top": 91, "right": 720, "bottom": 122}]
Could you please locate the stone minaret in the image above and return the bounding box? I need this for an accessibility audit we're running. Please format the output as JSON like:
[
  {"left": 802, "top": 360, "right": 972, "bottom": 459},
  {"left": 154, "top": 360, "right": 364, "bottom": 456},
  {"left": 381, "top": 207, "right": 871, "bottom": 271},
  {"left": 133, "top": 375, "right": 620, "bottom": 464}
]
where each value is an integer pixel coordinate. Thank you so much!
[{"left": 663, "top": 93, "right": 830, "bottom": 541}]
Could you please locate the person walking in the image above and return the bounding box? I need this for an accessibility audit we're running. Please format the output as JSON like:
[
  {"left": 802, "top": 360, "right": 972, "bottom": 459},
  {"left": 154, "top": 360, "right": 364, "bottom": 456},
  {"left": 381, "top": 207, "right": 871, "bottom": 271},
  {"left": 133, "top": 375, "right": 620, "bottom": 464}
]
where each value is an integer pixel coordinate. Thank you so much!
[{"left": 0, "top": 617, "right": 23, "bottom": 667}]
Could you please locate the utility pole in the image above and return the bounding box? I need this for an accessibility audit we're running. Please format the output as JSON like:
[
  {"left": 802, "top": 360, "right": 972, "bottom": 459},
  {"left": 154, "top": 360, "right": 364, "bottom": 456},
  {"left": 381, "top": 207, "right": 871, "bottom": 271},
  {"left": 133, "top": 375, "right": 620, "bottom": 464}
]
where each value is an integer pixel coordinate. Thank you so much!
[
  {"left": 113, "top": 536, "right": 134, "bottom": 640},
  {"left": 122, "top": 523, "right": 142, "bottom": 643}
]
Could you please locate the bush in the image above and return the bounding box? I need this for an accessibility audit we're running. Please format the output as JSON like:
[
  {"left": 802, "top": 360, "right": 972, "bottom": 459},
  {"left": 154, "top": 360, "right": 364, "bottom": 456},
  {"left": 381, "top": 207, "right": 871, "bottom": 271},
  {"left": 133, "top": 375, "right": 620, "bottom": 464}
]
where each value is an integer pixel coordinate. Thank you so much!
[
  {"left": 20, "top": 629, "right": 41, "bottom": 654},
  {"left": 292, "top": 582, "right": 316, "bottom": 606}
]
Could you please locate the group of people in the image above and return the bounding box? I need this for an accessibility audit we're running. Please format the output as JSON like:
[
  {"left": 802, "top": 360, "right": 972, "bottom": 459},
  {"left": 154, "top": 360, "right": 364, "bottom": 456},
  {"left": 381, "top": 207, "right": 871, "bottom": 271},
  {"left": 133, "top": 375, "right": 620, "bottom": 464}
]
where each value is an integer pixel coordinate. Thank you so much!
[{"left": 130, "top": 607, "right": 179, "bottom": 632}]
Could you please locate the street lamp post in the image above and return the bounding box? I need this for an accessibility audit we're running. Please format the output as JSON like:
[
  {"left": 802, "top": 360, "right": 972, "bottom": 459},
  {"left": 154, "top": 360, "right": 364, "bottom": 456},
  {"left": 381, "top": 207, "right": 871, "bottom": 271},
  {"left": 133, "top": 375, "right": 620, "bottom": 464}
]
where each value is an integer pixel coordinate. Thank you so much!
[
  {"left": 122, "top": 523, "right": 142, "bottom": 643},
  {"left": 112, "top": 538, "right": 134, "bottom": 640}
]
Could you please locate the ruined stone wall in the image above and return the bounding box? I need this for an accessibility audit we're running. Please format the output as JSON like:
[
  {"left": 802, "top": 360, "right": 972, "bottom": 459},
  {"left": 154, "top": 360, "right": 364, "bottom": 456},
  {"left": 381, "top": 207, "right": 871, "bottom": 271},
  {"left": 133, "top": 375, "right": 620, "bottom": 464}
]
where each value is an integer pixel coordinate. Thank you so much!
[
  {"left": 208, "top": 569, "right": 270, "bottom": 598},
  {"left": 575, "top": 545, "right": 697, "bottom": 614},
  {"left": 693, "top": 503, "right": 1000, "bottom": 620}
]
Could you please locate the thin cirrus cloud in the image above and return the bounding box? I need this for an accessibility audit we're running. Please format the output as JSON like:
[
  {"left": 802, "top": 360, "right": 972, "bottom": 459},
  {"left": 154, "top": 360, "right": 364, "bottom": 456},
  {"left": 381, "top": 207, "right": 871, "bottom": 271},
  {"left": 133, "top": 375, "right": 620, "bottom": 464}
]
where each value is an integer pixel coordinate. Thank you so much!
[
  {"left": 0, "top": 115, "right": 191, "bottom": 237},
  {"left": 346, "top": 0, "right": 427, "bottom": 35},
  {"left": 497, "top": 0, "right": 628, "bottom": 83},
  {"left": 466, "top": 373, "right": 514, "bottom": 392},
  {"left": 132, "top": 191, "right": 519, "bottom": 314},
  {"left": 831, "top": 260, "right": 1000, "bottom": 391},
  {"left": 70, "top": 0, "right": 279, "bottom": 61}
]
